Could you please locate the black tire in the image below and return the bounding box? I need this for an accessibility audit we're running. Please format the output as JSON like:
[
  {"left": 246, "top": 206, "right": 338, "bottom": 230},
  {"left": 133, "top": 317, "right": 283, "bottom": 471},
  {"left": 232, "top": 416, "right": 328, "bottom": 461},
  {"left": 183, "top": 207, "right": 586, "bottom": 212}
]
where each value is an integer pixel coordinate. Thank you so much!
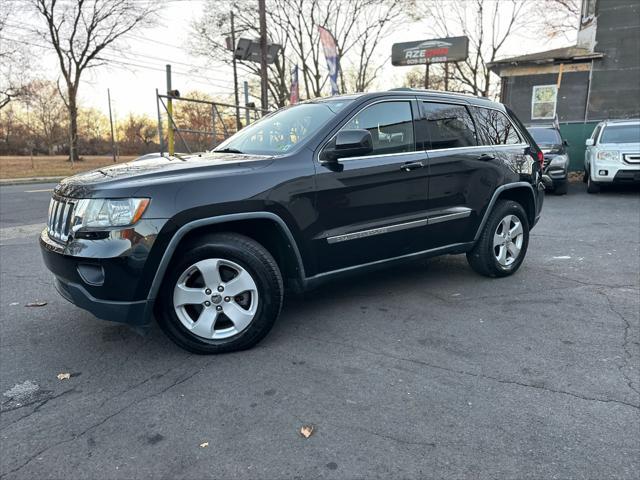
[
  {"left": 156, "top": 233, "right": 283, "bottom": 354},
  {"left": 582, "top": 168, "right": 588, "bottom": 183},
  {"left": 466, "top": 200, "right": 530, "bottom": 278},
  {"left": 587, "top": 172, "right": 600, "bottom": 193},
  {"left": 553, "top": 180, "right": 568, "bottom": 195}
]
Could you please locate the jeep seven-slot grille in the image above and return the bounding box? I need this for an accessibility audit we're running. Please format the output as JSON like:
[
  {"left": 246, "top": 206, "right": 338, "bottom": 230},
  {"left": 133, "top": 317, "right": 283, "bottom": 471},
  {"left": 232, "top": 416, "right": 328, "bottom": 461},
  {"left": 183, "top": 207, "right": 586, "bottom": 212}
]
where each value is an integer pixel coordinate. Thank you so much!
[{"left": 47, "top": 197, "right": 75, "bottom": 242}]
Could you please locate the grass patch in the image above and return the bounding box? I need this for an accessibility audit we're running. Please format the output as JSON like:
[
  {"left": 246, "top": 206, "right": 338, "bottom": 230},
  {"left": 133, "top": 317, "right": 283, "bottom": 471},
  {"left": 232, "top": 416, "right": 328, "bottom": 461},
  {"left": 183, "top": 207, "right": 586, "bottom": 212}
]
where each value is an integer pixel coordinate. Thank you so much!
[{"left": 0, "top": 155, "right": 137, "bottom": 179}]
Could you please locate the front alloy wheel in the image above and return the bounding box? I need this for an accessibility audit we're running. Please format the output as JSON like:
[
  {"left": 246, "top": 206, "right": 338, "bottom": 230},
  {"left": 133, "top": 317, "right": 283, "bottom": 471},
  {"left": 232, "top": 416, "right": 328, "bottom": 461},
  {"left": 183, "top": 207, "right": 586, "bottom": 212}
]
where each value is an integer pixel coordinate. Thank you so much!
[
  {"left": 173, "top": 258, "right": 259, "bottom": 340},
  {"left": 157, "top": 233, "right": 283, "bottom": 354}
]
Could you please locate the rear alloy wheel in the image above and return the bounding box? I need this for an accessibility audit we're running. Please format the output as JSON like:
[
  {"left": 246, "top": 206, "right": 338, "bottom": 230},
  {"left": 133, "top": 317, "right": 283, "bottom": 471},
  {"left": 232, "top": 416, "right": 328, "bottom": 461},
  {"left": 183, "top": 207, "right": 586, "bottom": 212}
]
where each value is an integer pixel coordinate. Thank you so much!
[
  {"left": 466, "top": 200, "right": 529, "bottom": 277},
  {"left": 157, "top": 233, "right": 283, "bottom": 354}
]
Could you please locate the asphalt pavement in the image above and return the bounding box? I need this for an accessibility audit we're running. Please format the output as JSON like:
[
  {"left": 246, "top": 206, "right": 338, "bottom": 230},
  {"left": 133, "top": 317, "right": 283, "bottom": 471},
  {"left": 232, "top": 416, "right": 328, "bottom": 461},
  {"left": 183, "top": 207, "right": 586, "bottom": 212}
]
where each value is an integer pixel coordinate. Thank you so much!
[{"left": 1, "top": 182, "right": 639, "bottom": 479}]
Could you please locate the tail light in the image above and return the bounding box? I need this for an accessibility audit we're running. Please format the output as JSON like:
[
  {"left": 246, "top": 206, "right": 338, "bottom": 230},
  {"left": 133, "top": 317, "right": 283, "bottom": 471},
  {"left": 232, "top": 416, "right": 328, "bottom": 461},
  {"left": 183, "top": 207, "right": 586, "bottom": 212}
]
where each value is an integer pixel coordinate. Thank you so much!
[{"left": 537, "top": 150, "right": 544, "bottom": 168}]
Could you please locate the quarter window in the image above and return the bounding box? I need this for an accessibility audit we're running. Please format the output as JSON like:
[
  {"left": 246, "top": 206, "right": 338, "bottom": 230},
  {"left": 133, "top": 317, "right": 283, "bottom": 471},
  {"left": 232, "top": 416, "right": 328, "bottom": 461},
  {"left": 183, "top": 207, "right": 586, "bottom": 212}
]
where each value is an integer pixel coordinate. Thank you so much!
[
  {"left": 474, "top": 108, "right": 522, "bottom": 145},
  {"left": 422, "top": 102, "right": 477, "bottom": 150},
  {"left": 341, "top": 101, "right": 415, "bottom": 156}
]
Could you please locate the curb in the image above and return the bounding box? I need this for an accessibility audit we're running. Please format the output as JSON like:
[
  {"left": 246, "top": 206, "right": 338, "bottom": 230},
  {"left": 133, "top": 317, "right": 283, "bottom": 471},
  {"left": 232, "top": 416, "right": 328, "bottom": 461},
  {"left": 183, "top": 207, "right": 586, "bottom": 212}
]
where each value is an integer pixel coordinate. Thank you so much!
[{"left": 0, "top": 177, "right": 64, "bottom": 186}]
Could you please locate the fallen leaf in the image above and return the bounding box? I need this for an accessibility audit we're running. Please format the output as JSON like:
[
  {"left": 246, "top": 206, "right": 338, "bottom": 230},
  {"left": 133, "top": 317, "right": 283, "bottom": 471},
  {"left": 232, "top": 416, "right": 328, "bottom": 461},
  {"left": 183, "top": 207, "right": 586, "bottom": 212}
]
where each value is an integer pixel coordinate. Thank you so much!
[
  {"left": 9, "top": 302, "right": 19, "bottom": 306},
  {"left": 25, "top": 301, "right": 47, "bottom": 307},
  {"left": 57, "top": 373, "right": 71, "bottom": 380},
  {"left": 199, "top": 442, "right": 209, "bottom": 448},
  {"left": 300, "top": 425, "right": 315, "bottom": 438}
]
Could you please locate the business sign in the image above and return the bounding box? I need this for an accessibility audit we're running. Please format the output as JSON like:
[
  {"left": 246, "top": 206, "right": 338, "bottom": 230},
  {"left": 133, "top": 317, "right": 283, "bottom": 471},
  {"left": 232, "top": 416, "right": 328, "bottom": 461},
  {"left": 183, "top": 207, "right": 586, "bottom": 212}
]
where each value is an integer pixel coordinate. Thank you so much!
[
  {"left": 234, "top": 38, "right": 282, "bottom": 64},
  {"left": 391, "top": 36, "right": 469, "bottom": 66}
]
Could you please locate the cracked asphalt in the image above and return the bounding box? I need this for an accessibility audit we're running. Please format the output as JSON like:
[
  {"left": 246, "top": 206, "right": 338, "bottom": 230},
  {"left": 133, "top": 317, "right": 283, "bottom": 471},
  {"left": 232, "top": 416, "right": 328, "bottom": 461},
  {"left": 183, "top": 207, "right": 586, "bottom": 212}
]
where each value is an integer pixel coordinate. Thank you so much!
[{"left": 1, "top": 182, "right": 639, "bottom": 479}]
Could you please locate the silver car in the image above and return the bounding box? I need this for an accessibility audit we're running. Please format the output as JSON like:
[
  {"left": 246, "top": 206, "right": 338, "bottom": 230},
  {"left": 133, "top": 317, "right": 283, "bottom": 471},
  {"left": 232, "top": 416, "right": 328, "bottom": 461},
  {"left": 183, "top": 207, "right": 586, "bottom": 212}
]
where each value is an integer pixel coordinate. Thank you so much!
[{"left": 584, "top": 119, "right": 640, "bottom": 193}]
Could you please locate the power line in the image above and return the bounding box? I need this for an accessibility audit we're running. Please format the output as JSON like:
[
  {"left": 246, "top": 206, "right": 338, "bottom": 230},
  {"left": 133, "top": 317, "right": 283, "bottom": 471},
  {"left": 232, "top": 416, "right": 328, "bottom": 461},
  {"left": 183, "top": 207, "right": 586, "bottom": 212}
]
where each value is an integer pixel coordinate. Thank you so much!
[{"left": 0, "top": 34, "right": 236, "bottom": 93}]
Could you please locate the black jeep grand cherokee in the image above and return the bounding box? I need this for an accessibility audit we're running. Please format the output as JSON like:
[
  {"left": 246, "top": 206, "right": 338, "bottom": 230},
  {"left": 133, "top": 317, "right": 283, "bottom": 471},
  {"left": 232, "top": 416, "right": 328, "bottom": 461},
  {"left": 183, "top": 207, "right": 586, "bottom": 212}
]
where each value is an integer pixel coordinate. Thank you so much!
[{"left": 41, "top": 89, "right": 544, "bottom": 354}]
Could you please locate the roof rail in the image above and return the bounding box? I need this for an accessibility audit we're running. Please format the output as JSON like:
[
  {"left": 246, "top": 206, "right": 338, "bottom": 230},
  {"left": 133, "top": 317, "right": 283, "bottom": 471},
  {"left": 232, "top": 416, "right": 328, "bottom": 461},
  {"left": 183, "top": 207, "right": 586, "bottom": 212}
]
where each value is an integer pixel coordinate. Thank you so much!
[{"left": 387, "top": 87, "right": 487, "bottom": 99}]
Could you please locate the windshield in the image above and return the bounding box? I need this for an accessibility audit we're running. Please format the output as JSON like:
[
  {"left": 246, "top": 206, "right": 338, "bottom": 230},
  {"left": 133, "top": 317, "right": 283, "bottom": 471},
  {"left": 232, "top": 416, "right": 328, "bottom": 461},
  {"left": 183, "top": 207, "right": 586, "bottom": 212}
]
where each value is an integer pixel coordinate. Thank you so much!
[
  {"left": 600, "top": 124, "right": 640, "bottom": 144},
  {"left": 528, "top": 127, "right": 562, "bottom": 145},
  {"left": 214, "top": 99, "right": 355, "bottom": 155}
]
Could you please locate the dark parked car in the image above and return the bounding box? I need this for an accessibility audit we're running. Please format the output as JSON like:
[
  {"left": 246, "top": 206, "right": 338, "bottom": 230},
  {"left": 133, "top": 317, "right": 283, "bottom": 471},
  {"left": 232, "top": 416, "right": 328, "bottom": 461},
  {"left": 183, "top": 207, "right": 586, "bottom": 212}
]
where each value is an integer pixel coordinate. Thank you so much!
[
  {"left": 527, "top": 124, "right": 570, "bottom": 195},
  {"left": 41, "top": 89, "right": 544, "bottom": 354}
]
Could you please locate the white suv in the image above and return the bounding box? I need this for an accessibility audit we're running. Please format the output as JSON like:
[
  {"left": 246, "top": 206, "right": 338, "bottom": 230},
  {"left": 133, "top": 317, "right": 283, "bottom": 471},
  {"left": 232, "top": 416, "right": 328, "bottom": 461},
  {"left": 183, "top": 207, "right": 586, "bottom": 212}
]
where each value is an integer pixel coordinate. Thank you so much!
[{"left": 584, "top": 119, "right": 640, "bottom": 193}]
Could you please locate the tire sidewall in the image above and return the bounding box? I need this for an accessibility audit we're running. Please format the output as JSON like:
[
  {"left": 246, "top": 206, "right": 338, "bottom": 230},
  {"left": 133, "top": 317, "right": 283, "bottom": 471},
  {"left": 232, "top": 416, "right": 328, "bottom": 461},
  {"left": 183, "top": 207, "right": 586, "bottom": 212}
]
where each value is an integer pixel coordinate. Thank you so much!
[{"left": 157, "top": 239, "right": 281, "bottom": 353}]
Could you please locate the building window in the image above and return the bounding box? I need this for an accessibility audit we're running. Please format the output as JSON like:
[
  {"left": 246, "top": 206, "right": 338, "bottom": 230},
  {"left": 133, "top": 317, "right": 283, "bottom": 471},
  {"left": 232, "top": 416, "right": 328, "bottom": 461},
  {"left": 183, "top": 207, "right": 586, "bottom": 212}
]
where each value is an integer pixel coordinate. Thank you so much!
[
  {"left": 581, "top": 0, "right": 596, "bottom": 24},
  {"left": 531, "top": 85, "right": 558, "bottom": 120}
]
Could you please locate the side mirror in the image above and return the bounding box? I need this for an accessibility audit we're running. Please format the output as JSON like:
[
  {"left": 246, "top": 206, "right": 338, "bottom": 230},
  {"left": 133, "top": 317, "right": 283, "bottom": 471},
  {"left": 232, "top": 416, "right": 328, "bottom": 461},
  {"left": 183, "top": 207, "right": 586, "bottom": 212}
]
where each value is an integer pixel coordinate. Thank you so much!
[
  {"left": 322, "top": 129, "right": 373, "bottom": 162},
  {"left": 563, "top": 139, "right": 569, "bottom": 147},
  {"left": 585, "top": 138, "right": 594, "bottom": 147}
]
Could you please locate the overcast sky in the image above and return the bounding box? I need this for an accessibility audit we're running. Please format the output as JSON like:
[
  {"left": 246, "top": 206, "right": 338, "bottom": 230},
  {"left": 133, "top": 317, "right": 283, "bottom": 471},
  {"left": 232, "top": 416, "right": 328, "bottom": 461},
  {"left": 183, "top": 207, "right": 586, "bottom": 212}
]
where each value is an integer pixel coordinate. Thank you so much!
[{"left": 5, "top": 0, "right": 575, "bottom": 121}]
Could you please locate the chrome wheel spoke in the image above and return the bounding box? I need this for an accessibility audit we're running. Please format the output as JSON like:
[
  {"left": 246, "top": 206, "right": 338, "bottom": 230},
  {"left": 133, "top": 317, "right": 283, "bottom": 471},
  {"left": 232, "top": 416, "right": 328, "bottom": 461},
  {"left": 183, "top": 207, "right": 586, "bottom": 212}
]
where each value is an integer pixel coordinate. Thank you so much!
[
  {"left": 190, "top": 308, "right": 218, "bottom": 337},
  {"left": 173, "top": 284, "right": 206, "bottom": 307},
  {"left": 493, "top": 231, "right": 505, "bottom": 248},
  {"left": 195, "top": 259, "right": 222, "bottom": 287},
  {"left": 509, "top": 220, "right": 523, "bottom": 238},
  {"left": 223, "top": 302, "right": 254, "bottom": 332},
  {"left": 506, "top": 241, "right": 520, "bottom": 259},
  {"left": 496, "top": 245, "right": 507, "bottom": 265},
  {"left": 224, "top": 269, "right": 257, "bottom": 297}
]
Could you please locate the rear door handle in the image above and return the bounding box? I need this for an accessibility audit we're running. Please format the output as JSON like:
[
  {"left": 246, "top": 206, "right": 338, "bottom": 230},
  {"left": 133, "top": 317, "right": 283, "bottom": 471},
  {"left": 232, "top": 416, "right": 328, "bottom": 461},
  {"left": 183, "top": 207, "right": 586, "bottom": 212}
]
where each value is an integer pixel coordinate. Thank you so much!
[{"left": 401, "top": 161, "right": 424, "bottom": 172}]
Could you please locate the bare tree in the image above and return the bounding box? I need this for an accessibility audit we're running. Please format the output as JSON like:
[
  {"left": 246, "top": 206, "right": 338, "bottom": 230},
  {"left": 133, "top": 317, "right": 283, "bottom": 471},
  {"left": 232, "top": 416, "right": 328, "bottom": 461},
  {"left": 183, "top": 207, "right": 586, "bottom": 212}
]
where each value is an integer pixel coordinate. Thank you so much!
[
  {"left": 539, "top": 0, "right": 580, "bottom": 40},
  {"left": 413, "top": 0, "right": 528, "bottom": 98},
  {"left": 191, "top": 0, "right": 405, "bottom": 107},
  {"left": 0, "top": 2, "right": 34, "bottom": 109},
  {"left": 30, "top": 0, "right": 157, "bottom": 163},
  {"left": 25, "top": 80, "right": 67, "bottom": 155}
]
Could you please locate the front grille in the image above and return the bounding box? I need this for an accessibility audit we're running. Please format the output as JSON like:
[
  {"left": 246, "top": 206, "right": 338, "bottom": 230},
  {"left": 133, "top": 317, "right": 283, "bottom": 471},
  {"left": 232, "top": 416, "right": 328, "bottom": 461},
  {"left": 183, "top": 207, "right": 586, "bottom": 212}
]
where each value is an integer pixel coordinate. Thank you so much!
[
  {"left": 623, "top": 153, "right": 640, "bottom": 164},
  {"left": 47, "top": 197, "right": 75, "bottom": 242}
]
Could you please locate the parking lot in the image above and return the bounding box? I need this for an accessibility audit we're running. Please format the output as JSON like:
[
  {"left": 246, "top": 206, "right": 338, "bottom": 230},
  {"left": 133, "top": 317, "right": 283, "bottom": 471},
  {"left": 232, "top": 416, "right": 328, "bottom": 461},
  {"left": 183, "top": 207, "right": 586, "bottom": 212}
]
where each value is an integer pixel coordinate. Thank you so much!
[{"left": 1, "top": 182, "right": 638, "bottom": 479}]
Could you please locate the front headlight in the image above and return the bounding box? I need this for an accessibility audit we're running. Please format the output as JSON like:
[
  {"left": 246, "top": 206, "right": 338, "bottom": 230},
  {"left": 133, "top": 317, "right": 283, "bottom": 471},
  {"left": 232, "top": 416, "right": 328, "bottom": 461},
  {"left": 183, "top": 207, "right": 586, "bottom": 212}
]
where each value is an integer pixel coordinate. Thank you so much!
[
  {"left": 72, "top": 198, "right": 150, "bottom": 229},
  {"left": 549, "top": 154, "right": 568, "bottom": 167},
  {"left": 597, "top": 150, "right": 619, "bottom": 162}
]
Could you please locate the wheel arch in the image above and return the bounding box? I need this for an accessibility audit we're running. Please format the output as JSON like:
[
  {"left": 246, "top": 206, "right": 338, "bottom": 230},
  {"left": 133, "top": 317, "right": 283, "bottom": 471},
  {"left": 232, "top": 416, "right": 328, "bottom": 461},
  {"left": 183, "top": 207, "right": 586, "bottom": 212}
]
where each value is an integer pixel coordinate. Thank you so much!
[
  {"left": 147, "top": 213, "right": 306, "bottom": 304},
  {"left": 474, "top": 182, "right": 536, "bottom": 242}
]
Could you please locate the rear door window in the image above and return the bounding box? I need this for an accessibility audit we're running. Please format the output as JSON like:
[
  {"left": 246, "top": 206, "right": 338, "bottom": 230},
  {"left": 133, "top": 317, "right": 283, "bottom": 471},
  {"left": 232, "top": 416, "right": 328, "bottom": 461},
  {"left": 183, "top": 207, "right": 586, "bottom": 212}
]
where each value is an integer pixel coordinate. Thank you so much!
[
  {"left": 474, "top": 107, "right": 523, "bottom": 145},
  {"left": 422, "top": 102, "right": 477, "bottom": 150}
]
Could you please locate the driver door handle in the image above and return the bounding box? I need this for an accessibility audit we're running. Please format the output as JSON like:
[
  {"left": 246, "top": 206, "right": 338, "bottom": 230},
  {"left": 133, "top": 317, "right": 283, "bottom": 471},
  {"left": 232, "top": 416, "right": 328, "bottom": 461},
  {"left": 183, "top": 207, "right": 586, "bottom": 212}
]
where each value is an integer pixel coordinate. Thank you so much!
[{"left": 401, "top": 161, "right": 424, "bottom": 172}]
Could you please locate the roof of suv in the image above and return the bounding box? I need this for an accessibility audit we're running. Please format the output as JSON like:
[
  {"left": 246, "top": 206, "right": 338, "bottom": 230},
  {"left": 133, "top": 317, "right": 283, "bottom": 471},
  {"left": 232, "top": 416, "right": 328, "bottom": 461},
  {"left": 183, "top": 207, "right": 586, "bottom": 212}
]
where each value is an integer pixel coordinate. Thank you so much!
[
  {"left": 309, "top": 89, "right": 506, "bottom": 111},
  {"left": 600, "top": 119, "right": 640, "bottom": 126}
]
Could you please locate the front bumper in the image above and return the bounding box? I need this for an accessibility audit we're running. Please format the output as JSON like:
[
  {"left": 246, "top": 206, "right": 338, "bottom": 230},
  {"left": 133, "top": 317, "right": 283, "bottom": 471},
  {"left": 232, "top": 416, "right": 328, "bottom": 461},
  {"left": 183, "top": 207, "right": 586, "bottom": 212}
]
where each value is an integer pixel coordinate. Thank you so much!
[
  {"left": 40, "top": 219, "right": 166, "bottom": 328},
  {"left": 591, "top": 160, "right": 640, "bottom": 183}
]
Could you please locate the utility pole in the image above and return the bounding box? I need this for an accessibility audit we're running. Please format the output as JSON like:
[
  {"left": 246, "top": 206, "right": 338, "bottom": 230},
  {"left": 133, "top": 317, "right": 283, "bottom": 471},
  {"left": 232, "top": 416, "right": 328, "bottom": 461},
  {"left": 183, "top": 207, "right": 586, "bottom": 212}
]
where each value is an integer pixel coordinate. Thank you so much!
[
  {"left": 166, "top": 64, "right": 174, "bottom": 155},
  {"left": 230, "top": 11, "right": 241, "bottom": 131},
  {"left": 243, "top": 80, "right": 250, "bottom": 126},
  {"left": 258, "top": 0, "right": 268, "bottom": 112},
  {"left": 155, "top": 88, "right": 164, "bottom": 155},
  {"left": 107, "top": 89, "right": 116, "bottom": 163},
  {"left": 444, "top": 62, "right": 449, "bottom": 91},
  {"left": 424, "top": 62, "right": 430, "bottom": 89}
]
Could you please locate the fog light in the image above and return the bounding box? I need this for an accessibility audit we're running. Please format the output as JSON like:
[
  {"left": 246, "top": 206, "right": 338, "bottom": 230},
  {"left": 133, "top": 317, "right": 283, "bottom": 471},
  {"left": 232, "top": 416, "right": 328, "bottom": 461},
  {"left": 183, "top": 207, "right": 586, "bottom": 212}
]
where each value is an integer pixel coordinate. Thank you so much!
[
  {"left": 599, "top": 170, "right": 608, "bottom": 176},
  {"left": 77, "top": 263, "right": 105, "bottom": 286}
]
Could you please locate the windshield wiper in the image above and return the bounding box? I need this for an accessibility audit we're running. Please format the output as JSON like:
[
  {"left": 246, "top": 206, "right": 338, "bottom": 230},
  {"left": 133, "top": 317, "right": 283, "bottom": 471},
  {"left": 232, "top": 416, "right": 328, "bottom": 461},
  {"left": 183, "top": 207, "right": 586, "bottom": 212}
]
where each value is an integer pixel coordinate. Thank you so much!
[{"left": 214, "top": 147, "right": 244, "bottom": 154}]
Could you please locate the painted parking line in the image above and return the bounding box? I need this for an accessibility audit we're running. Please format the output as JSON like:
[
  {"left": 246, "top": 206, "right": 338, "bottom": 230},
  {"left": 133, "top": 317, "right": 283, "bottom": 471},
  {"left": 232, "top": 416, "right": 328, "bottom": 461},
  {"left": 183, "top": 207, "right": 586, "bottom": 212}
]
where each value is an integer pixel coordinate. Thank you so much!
[
  {"left": 24, "top": 189, "right": 52, "bottom": 193},
  {"left": 0, "top": 223, "right": 45, "bottom": 244}
]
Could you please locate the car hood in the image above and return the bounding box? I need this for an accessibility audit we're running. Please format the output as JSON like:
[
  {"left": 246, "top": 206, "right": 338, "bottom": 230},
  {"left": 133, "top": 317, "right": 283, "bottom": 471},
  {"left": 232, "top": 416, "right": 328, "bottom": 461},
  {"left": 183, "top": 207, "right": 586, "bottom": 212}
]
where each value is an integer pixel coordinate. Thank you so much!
[
  {"left": 538, "top": 143, "right": 564, "bottom": 155},
  {"left": 597, "top": 142, "right": 640, "bottom": 151},
  {"left": 54, "top": 152, "right": 273, "bottom": 198}
]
